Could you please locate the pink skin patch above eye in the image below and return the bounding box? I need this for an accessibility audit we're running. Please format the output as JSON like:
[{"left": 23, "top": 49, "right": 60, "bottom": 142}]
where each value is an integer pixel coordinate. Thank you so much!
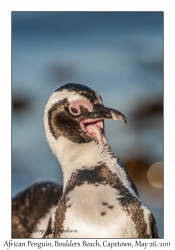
[
  {"left": 69, "top": 98, "right": 103, "bottom": 114},
  {"left": 69, "top": 100, "right": 93, "bottom": 113}
]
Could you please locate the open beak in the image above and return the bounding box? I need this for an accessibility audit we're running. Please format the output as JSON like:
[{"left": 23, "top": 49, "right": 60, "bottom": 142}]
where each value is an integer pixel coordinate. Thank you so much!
[
  {"left": 88, "top": 103, "right": 127, "bottom": 124},
  {"left": 80, "top": 103, "right": 127, "bottom": 141}
]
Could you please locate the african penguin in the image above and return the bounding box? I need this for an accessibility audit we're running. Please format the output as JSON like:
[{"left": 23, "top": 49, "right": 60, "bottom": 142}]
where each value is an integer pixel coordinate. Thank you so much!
[
  {"left": 43, "top": 83, "right": 159, "bottom": 238},
  {"left": 12, "top": 181, "right": 62, "bottom": 238}
]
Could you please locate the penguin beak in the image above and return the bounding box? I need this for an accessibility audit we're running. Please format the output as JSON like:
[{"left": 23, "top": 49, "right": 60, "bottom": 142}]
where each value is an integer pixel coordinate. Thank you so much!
[
  {"left": 87, "top": 103, "right": 127, "bottom": 124},
  {"left": 80, "top": 103, "right": 127, "bottom": 141}
]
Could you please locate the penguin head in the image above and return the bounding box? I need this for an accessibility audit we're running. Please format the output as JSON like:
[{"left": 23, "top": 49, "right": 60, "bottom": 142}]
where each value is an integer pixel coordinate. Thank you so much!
[{"left": 44, "top": 83, "right": 127, "bottom": 150}]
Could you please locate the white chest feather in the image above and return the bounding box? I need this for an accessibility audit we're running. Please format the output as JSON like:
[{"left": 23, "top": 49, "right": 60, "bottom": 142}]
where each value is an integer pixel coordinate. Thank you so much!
[
  {"left": 60, "top": 184, "right": 138, "bottom": 238},
  {"left": 31, "top": 205, "right": 56, "bottom": 238}
]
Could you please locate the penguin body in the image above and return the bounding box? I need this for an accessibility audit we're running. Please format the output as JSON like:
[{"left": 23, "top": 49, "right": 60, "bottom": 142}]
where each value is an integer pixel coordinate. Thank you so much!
[
  {"left": 12, "top": 182, "right": 62, "bottom": 238},
  {"left": 42, "top": 83, "right": 158, "bottom": 238},
  {"left": 12, "top": 83, "right": 159, "bottom": 238}
]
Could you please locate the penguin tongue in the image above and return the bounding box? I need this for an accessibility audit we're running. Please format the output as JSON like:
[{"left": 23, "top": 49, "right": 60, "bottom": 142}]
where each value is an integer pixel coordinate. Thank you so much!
[
  {"left": 86, "top": 124, "right": 101, "bottom": 141},
  {"left": 80, "top": 119, "right": 104, "bottom": 141}
]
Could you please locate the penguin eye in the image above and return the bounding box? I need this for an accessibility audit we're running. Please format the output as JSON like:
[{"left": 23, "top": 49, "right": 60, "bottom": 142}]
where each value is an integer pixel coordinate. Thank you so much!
[{"left": 69, "top": 107, "right": 80, "bottom": 116}]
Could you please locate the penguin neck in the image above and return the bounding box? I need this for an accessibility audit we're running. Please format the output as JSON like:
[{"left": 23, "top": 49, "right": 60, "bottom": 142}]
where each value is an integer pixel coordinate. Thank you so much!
[{"left": 55, "top": 136, "right": 119, "bottom": 190}]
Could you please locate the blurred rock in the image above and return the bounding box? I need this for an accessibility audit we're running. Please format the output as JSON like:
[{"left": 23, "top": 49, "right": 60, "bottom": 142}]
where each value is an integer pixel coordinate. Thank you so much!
[
  {"left": 133, "top": 97, "right": 163, "bottom": 120},
  {"left": 12, "top": 93, "right": 31, "bottom": 112},
  {"left": 124, "top": 157, "right": 151, "bottom": 184},
  {"left": 139, "top": 58, "right": 163, "bottom": 75}
]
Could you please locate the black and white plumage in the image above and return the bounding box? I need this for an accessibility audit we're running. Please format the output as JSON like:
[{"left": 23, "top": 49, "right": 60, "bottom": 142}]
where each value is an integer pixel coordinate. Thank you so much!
[
  {"left": 12, "top": 181, "right": 62, "bottom": 238},
  {"left": 12, "top": 83, "right": 159, "bottom": 238},
  {"left": 43, "top": 83, "right": 158, "bottom": 238}
]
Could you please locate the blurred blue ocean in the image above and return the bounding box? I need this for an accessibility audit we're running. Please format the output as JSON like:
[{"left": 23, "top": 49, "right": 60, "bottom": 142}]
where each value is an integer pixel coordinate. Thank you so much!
[{"left": 12, "top": 12, "right": 163, "bottom": 237}]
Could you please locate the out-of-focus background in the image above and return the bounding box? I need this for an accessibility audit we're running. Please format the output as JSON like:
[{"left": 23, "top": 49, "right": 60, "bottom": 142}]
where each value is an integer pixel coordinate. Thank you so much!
[{"left": 12, "top": 12, "right": 163, "bottom": 237}]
